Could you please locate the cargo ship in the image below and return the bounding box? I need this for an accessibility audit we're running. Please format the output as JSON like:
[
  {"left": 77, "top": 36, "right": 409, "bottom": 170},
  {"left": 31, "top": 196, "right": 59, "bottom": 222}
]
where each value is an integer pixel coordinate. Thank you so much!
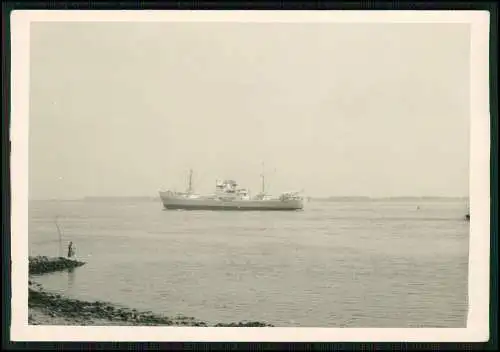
[{"left": 159, "top": 170, "right": 303, "bottom": 211}]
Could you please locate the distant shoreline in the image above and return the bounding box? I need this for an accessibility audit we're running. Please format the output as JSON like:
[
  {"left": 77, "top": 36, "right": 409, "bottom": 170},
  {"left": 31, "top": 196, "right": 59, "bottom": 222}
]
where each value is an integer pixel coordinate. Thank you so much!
[
  {"left": 29, "top": 196, "right": 469, "bottom": 202},
  {"left": 311, "top": 196, "right": 469, "bottom": 202}
]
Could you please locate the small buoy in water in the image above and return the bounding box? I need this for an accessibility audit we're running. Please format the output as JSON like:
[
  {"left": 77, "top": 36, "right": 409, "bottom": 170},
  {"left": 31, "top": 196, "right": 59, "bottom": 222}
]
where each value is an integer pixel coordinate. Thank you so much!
[{"left": 416, "top": 206, "right": 420, "bottom": 210}]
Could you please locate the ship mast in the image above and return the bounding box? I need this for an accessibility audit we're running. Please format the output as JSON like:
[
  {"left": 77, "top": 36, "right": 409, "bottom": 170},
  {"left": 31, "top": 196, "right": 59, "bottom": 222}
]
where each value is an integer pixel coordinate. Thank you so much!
[
  {"left": 187, "top": 169, "right": 193, "bottom": 194},
  {"left": 260, "top": 162, "right": 265, "bottom": 194}
]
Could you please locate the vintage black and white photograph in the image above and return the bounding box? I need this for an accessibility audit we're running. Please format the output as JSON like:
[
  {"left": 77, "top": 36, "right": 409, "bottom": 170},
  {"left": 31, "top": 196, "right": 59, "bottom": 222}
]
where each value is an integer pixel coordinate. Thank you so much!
[{"left": 10, "top": 10, "right": 490, "bottom": 342}]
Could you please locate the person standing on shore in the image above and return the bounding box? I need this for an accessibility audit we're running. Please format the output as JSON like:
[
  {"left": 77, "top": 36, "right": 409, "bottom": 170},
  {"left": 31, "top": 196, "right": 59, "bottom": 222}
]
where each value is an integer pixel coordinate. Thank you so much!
[{"left": 67, "top": 241, "right": 75, "bottom": 258}]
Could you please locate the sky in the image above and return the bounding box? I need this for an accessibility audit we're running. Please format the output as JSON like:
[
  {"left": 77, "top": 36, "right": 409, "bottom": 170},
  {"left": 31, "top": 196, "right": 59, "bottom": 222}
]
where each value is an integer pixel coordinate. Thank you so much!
[{"left": 28, "top": 21, "right": 470, "bottom": 199}]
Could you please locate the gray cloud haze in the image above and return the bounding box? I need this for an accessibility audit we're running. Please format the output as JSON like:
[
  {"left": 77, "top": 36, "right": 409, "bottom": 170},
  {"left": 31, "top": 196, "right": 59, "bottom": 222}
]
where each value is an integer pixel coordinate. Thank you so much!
[{"left": 29, "top": 22, "right": 470, "bottom": 199}]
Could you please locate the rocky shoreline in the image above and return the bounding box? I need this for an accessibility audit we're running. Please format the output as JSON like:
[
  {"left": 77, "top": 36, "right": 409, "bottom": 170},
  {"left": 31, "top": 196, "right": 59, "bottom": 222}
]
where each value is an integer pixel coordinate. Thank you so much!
[
  {"left": 29, "top": 255, "right": 86, "bottom": 275},
  {"left": 28, "top": 256, "right": 273, "bottom": 327}
]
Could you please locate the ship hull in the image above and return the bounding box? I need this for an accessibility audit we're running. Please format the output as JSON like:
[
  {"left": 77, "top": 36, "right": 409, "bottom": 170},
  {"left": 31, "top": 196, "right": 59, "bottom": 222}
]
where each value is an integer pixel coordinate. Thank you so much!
[{"left": 159, "top": 192, "right": 303, "bottom": 211}]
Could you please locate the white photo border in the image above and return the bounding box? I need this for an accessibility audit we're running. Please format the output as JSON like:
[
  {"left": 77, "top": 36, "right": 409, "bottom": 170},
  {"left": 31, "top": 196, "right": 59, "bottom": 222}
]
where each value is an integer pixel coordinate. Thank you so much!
[{"left": 9, "top": 10, "right": 491, "bottom": 342}]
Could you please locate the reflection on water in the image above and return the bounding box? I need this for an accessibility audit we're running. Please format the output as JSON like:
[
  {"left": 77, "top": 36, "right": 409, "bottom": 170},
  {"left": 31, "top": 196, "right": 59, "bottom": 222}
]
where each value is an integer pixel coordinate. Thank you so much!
[
  {"left": 67, "top": 267, "right": 75, "bottom": 289},
  {"left": 29, "top": 199, "right": 469, "bottom": 327}
]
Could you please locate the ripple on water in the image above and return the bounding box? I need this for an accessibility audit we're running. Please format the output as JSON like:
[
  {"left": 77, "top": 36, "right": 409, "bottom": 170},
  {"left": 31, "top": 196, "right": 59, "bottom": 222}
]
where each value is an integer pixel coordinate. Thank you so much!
[{"left": 29, "top": 200, "right": 469, "bottom": 327}]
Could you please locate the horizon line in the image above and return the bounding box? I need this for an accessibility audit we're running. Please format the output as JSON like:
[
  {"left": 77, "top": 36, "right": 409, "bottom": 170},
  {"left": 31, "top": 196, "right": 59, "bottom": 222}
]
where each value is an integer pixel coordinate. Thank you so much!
[{"left": 29, "top": 195, "right": 470, "bottom": 201}]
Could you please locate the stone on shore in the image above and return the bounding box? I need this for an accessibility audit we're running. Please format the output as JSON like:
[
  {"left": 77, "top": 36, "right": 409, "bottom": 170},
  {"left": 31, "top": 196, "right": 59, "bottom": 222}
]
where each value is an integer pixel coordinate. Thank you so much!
[
  {"left": 28, "top": 255, "right": 274, "bottom": 327},
  {"left": 28, "top": 286, "right": 274, "bottom": 327}
]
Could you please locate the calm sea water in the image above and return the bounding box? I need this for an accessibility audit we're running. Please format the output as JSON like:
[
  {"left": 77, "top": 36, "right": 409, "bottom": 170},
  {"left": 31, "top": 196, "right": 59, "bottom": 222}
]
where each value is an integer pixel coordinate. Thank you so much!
[{"left": 28, "top": 199, "right": 469, "bottom": 327}]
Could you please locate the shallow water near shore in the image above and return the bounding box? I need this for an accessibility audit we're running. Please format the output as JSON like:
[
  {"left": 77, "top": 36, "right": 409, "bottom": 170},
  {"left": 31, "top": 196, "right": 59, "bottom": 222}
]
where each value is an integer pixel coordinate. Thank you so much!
[{"left": 29, "top": 199, "right": 469, "bottom": 327}]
